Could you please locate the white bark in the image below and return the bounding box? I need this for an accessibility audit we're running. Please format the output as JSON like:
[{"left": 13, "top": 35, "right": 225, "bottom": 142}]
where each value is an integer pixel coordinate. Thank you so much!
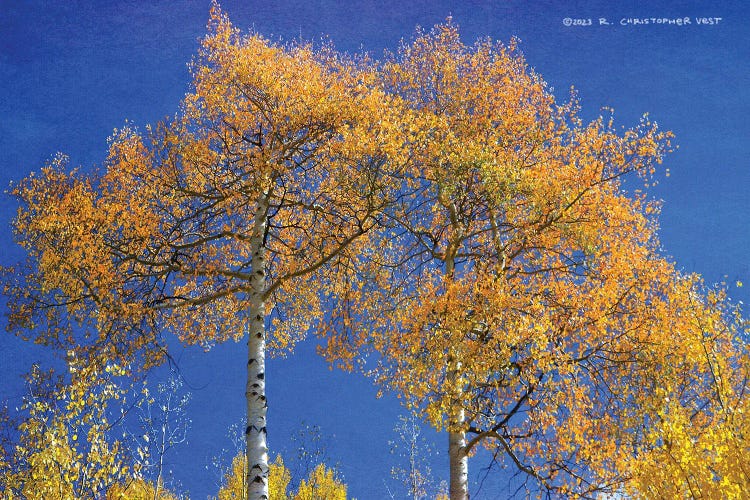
[
  {"left": 448, "top": 414, "right": 469, "bottom": 500},
  {"left": 246, "top": 195, "right": 269, "bottom": 500},
  {"left": 445, "top": 252, "right": 469, "bottom": 500},
  {"left": 447, "top": 354, "right": 469, "bottom": 500}
]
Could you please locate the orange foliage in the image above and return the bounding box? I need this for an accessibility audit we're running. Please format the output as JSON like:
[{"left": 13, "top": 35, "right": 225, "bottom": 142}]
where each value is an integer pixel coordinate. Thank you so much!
[
  {"left": 317, "top": 20, "right": 747, "bottom": 498},
  {"left": 7, "top": 4, "right": 403, "bottom": 499},
  {"left": 6, "top": 8, "right": 747, "bottom": 499},
  {"left": 7, "top": 5, "right": 402, "bottom": 359}
]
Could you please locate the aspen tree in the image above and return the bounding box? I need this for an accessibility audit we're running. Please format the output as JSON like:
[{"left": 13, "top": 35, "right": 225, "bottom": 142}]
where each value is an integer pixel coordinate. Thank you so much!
[
  {"left": 322, "top": 21, "right": 683, "bottom": 498},
  {"left": 7, "top": 5, "right": 405, "bottom": 499}
]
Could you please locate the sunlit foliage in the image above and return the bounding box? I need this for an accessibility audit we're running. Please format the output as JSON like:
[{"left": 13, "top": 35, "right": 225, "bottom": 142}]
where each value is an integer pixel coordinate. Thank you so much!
[
  {"left": 107, "top": 478, "right": 179, "bottom": 500},
  {"left": 6, "top": 3, "right": 403, "bottom": 499},
  {"left": 217, "top": 452, "right": 345, "bottom": 500},
  {"left": 321, "top": 19, "right": 748, "bottom": 499},
  {"left": 0, "top": 363, "right": 135, "bottom": 499},
  {"left": 4, "top": 5, "right": 747, "bottom": 500},
  {"left": 624, "top": 286, "right": 750, "bottom": 499}
]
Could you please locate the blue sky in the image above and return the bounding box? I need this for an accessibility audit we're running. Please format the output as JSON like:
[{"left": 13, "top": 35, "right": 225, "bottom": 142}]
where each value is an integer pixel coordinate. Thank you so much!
[{"left": 1, "top": 1, "right": 748, "bottom": 498}]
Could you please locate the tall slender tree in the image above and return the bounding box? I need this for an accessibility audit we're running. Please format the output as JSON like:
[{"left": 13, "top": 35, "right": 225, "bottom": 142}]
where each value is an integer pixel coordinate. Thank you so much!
[
  {"left": 321, "top": 21, "right": 689, "bottom": 498},
  {"left": 7, "top": 5, "right": 406, "bottom": 499}
]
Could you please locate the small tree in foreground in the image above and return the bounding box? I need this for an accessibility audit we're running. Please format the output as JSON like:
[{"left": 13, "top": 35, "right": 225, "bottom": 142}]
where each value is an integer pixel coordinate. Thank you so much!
[
  {"left": 107, "top": 478, "right": 180, "bottom": 500},
  {"left": 217, "top": 452, "right": 346, "bottom": 500},
  {"left": 623, "top": 285, "right": 750, "bottom": 499},
  {"left": 0, "top": 362, "right": 136, "bottom": 499},
  {"left": 387, "top": 412, "right": 446, "bottom": 500},
  {"left": 125, "top": 372, "right": 191, "bottom": 499}
]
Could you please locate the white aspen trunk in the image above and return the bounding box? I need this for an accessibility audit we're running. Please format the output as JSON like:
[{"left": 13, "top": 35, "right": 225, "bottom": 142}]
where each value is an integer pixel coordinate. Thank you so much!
[
  {"left": 445, "top": 252, "right": 469, "bottom": 500},
  {"left": 447, "top": 350, "right": 469, "bottom": 500},
  {"left": 448, "top": 411, "right": 469, "bottom": 500},
  {"left": 246, "top": 195, "right": 269, "bottom": 500}
]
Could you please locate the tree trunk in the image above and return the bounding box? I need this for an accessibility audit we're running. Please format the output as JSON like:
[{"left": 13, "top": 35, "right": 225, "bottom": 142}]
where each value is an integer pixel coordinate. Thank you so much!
[
  {"left": 448, "top": 412, "right": 469, "bottom": 500},
  {"left": 444, "top": 250, "right": 469, "bottom": 499},
  {"left": 246, "top": 195, "right": 269, "bottom": 500},
  {"left": 447, "top": 353, "right": 469, "bottom": 500}
]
